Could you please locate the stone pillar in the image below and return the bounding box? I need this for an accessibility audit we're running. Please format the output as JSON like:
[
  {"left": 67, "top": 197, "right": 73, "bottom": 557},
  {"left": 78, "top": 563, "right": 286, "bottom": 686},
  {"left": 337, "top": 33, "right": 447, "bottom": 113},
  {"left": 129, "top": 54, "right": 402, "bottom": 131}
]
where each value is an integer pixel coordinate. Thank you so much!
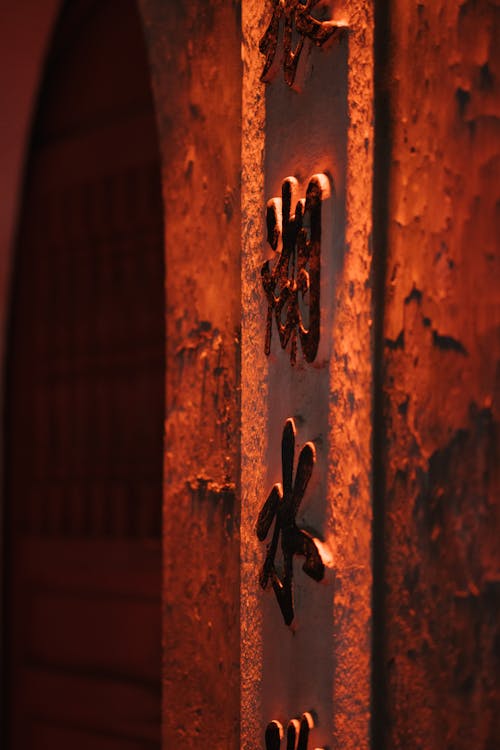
[
  {"left": 139, "top": 2, "right": 242, "bottom": 747},
  {"left": 241, "top": 2, "right": 374, "bottom": 748}
]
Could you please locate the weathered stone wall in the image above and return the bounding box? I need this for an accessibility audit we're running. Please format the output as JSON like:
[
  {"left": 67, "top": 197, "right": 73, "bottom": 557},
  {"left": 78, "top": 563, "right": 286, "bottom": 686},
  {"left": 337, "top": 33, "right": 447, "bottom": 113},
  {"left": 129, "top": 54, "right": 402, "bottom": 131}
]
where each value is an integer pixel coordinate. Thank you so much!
[
  {"left": 139, "top": 2, "right": 242, "bottom": 747},
  {"left": 379, "top": 1, "right": 500, "bottom": 747}
]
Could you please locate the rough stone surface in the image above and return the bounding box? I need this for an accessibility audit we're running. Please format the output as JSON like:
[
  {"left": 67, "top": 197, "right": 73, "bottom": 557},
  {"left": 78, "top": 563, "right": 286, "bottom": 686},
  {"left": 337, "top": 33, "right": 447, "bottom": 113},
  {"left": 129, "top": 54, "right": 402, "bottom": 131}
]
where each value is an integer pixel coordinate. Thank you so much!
[
  {"left": 380, "top": 2, "right": 500, "bottom": 748},
  {"left": 327, "top": 4, "right": 374, "bottom": 749},
  {"left": 241, "top": 2, "right": 374, "bottom": 749},
  {"left": 241, "top": 2, "right": 267, "bottom": 748},
  {"left": 139, "top": 2, "right": 241, "bottom": 747}
]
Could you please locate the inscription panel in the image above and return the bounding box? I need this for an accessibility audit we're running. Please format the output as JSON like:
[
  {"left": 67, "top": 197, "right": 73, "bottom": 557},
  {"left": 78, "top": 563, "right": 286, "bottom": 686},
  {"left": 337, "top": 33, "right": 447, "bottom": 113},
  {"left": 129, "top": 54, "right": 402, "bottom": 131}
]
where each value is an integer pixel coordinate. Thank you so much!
[
  {"left": 241, "top": 1, "right": 352, "bottom": 747},
  {"left": 260, "top": 34, "right": 346, "bottom": 745}
]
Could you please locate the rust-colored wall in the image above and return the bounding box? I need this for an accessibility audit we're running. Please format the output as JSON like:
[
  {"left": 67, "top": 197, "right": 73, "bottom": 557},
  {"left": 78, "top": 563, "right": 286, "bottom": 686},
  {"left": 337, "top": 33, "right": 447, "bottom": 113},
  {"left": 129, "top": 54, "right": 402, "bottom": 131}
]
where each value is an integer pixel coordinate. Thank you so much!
[
  {"left": 138, "top": 1, "right": 241, "bottom": 747},
  {"left": 379, "top": 1, "right": 500, "bottom": 748}
]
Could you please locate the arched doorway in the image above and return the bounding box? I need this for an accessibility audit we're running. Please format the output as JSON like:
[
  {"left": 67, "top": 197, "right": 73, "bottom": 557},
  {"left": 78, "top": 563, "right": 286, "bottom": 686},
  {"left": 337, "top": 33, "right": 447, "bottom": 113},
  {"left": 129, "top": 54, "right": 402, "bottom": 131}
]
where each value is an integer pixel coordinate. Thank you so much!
[{"left": 3, "top": 1, "right": 164, "bottom": 747}]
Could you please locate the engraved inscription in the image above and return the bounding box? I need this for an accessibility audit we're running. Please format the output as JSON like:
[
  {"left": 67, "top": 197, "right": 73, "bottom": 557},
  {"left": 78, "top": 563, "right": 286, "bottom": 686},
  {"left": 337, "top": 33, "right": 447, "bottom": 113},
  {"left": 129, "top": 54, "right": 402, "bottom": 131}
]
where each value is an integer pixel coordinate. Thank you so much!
[
  {"left": 262, "top": 174, "right": 329, "bottom": 366},
  {"left": 256, "top": 418, "right": 324, "bottom": 626},
  {"left": 265, "top": 712, "right": 319, "bottom": 750},
  {"left": 260, "top": 0, "right": 346, "bottom": 87}
]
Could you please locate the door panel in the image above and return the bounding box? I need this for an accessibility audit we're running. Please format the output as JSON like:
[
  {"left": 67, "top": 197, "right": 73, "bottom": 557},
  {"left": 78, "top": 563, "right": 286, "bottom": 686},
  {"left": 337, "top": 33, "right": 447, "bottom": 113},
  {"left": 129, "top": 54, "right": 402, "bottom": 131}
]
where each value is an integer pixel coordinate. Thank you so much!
[{"left": 4, "top": 1, "right": 164, "bottom": 747}]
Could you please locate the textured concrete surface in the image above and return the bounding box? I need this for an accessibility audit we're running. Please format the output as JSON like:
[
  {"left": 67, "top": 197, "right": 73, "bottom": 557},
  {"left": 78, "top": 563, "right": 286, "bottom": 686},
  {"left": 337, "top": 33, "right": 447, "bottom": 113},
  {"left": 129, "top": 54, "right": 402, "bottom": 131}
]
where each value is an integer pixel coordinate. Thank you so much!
[
  {"left": 139, "top": 2, "right": 242, "bottom": 747},
  {"left": 379, "top": 2, "right": 500, "bottom": 748}
]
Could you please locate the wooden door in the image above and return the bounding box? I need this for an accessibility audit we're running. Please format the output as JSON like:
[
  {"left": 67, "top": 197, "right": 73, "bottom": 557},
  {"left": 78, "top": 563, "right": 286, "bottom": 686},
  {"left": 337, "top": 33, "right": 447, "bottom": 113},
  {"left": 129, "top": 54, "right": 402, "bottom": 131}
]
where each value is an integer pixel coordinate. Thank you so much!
[{"left": 3, "top": 1, "right": 164, "bottom": 747}]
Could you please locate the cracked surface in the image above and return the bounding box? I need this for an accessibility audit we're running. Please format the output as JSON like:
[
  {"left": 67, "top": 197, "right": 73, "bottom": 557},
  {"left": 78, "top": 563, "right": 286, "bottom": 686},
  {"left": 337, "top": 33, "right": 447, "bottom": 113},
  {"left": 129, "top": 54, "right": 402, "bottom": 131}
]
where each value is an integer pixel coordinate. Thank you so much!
[{"left": 381, "top": 2, "right": 500, "bottom": 747}]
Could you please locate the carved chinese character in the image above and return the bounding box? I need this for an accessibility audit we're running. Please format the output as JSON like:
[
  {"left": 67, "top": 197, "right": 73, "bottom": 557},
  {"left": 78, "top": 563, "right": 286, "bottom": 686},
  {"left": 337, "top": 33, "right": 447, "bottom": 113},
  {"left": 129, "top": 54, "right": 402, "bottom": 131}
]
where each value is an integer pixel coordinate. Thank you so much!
[
  {"left": 256, "top": 418, "right": 324, "bottom": 626},
  {"left": 260, "top": 0, "right": 346, "bottom": 87},
  {"left": 262, "top": 174, "right": 329, "bottom": 366},
  {"left": 265, "top": 713, "right": 317, "bottom": 750}
]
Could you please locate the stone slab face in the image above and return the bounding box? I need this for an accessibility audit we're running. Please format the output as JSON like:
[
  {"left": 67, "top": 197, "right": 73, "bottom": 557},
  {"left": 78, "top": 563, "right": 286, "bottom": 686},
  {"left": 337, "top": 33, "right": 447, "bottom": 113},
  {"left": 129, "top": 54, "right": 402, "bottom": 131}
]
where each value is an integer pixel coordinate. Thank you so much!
[{"left": 242, "top": 2, "right": 374, "bottom": 749}]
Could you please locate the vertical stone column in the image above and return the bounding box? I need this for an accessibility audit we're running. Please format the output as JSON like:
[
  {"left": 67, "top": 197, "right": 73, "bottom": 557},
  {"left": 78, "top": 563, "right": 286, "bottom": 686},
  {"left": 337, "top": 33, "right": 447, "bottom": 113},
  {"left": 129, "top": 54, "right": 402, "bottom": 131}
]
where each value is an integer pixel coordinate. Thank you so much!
[
  {"left": 241, "top": 1, "right": 267, "bottom": 747},
  {"left": 241, "top": 2, "right": 374, "bottom": 748},
  {"left": 139, "top": 2, "right": 242, "bottom": 747}
]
